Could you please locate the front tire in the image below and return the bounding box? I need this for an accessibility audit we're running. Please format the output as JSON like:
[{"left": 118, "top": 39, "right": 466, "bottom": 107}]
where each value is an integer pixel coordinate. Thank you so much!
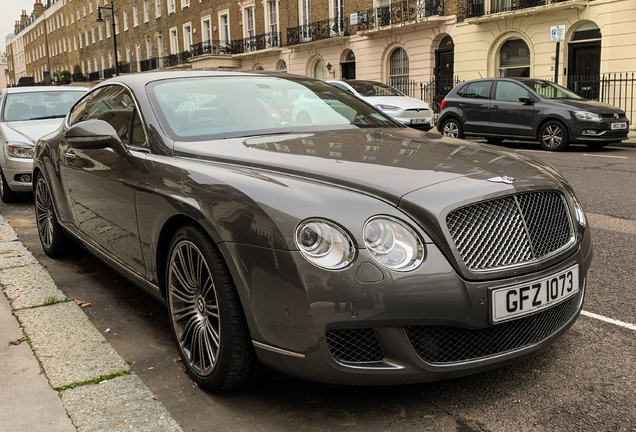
[
  {"left": 440, "top": 118, "right": 464, "bottom": 139},
  {"left": 34, "top": 173, "right": 70, "bottom": 257},
  {"left": 539, "top": 121, "right": 569, "bottom": 151},
  {"left": 166, "top": 224, "right": 257, "bottom": 391},
  {"left": 0, "top": 168, "right": 18, "bottom": 203}
]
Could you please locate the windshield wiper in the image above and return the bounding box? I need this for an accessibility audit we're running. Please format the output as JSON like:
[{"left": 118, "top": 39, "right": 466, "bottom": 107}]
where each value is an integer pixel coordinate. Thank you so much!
[{"left": 30, "top": 115, "right": 66, "bottom": 120}]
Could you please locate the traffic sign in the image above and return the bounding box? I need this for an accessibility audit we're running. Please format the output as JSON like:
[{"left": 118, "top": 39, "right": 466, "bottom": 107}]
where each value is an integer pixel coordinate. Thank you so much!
[{"left": 550, "top": 25, "right": 566, "bottom": 43}]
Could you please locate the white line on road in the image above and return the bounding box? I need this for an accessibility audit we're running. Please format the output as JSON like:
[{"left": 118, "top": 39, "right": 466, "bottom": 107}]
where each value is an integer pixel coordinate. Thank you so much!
[
  {"left": 581, "top": 310, "right": 636, "bottom": 331},
  {"left": 582, "top": 154, "right": 628, "bottom": 159}
]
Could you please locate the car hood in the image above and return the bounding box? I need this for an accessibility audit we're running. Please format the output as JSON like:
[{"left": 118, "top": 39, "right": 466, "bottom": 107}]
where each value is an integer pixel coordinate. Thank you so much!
[
  {"left": 363, "top": 96, "right": 430, "bottom": 110},
  {"left": 1, "top": 118, "right": 64, "bottom": 145},
  {"left": 174, "top": 128, "right": 568, "bottom": 206},
  {"left": 551, "top": 98, "right": 625, "bottom": 114}
]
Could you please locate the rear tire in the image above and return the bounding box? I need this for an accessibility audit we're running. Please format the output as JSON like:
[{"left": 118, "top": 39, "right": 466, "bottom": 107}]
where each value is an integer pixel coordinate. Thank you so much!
[
  {"left": 539, "top": 121, "right": 569, "bottom": 151},
  {"left": 166, "top": 224, "right": 257, "bottom": 392},
  {"left": 440, "top": 118, "right": 464, "bottom": 139},
  {"left": 34, "top": 173, "right": 71, "bottom": 257},
  {"left": 0, "top": 168, "right": 19, "bottom": 203}
]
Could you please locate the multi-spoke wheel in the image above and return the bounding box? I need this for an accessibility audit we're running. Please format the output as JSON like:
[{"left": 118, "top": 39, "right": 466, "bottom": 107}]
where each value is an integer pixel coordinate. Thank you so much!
[
  {"left": 441, "top": 118, "right": 464, "bottom": 139},
  {"left": 539, "top": 121, "right": 569, "bottom": 151},
  {"left": 34, "top": 173, "right": 69, "bottom": 257},
  {"left": 166, "top": 224, "right": 257, "bottom": 391}
]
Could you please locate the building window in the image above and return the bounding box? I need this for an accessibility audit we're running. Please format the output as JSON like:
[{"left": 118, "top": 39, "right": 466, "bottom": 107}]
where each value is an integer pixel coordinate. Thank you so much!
[
  {"left": 389, "top": 47, "right": 409, "bottom": 94},
  {"left": 245, "top": 7, "right": 255, "bottom": 42},
  {"left": 143, "top": 0, "right": 149, "bottom": 22},
  {"left": 181, "top": 0, "right": 190, "bottom": 8},
  {"left": 106, "top": 19, "right": 111, "bottom": 37},
  {"left": 98, "top": 25, "right": 103, "bottom": 40},
  {"left": 312, "top": 58, "right": 325, "bottom": 80},
  {"left": 169, "top": 27, "right": 178, "bottom": 54},
  {"left": 146, "top": 38, "right": 152, "bottom": 58},
  {"left": 277, "top": 59, "right": 287, "bottom": 72},
  {"left": 498, "top": 38, "right": 530, "bottom": 77},
  {"left": 183, "top": 23, "right": 192, "bottom": 52},
  {"left": 169, "top": 0, "right": 176, "bottom": 14},
  {"left": 156, "top": 0, "right": 162, "bottom": 17},
  {"left": 219, "top": 12, "right": 230, "bottom": 46},
  {"left": 202, "top": 17, "right": 212, "bottom": 44},
  {"left": 332, "top": 0, "right": 344, "bottom": 36},
  {"left": 133, "top": 5, "right": 139, "bottom": 27},
  {"left": 115, "top": 15, "right": 119, "bottom": 34},
  {"left": 301, "top": 0, "right": 311, "bottom": 41},
  {"left": 123, "top": 10, "right": 128, "bottom": 30},
  {"left": 268, "top": 0, "right": 278, "bottom": 35},
  {"left": 157, "top": 35, "right": 164, "bottom": 67}
]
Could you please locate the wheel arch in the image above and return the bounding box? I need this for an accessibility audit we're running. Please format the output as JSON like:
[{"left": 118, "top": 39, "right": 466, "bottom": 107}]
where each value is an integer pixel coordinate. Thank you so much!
[{"left": 535, "top": 116, "right": 569, "bottom": 141}]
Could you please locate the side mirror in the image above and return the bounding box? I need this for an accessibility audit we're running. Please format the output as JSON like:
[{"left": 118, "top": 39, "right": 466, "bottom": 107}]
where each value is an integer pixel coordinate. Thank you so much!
[
  {"left": 519, "top": 96, "right": 534, "bottom": 105},
  {"left": 65, "top": 120, "right": 128, "bottom": 157}
]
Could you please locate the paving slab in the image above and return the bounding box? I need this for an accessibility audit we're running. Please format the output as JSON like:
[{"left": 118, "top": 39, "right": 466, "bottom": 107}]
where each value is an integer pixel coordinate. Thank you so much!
[
  {"left": 62, "top": 374, "right": 182, "bottom": 432},
  {"left": 16, "top": 301, "right": 130, "bottom": 389},
  {"left": 1, "top": 263, "right": 69, "bottom": 310},
  {"left": 0, "top": 240, "right": 38, "bottom": 270},
  {"left": 0, "top": 293, "right": 76, "bottom": 432}
]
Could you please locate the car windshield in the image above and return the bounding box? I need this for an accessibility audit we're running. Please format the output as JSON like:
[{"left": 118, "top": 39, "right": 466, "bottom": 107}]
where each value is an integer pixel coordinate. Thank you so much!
[
  {"left": 147, "top": 76, "right": 398, "bottom": 141},
  {"left": 346, "top": 81, "right": 404, "bottom": 97},
  {"left": 522, "top": 79, "right": 583, "bottom": 100},
  {"left": 3, "top": 90, "right": 85, "bottom": 122}
]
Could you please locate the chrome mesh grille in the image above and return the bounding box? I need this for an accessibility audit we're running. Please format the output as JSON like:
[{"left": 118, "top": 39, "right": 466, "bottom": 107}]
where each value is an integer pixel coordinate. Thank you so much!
[
  {"left": 326, "top": 328, "right": 384, "bottom": 365},
  {"left": 405, "top": 289, "right": 583, "bottom": 364},
  {"left": 446, "top": 191, "right": 572, "bottom": 270}
]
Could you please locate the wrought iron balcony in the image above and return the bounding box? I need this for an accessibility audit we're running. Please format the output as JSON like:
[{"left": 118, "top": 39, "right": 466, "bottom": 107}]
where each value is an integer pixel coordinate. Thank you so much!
[
  {"left": 162, "top": 52, "right": 192, "bottom": 68},
  {"left": 243, "top": 32, "right": 281, "bottom": 52},
  {"left": 190, "top": 40, "right": 243, "bottom": 56},
  {"left": 467, "top": 0, "right": 575, "bottom": 18},
  {"left": 356, "top": 0, "right": 442, "bottom": 31},
  {"left": 287, "top": 17, "right": 349, "bottom": 46}
]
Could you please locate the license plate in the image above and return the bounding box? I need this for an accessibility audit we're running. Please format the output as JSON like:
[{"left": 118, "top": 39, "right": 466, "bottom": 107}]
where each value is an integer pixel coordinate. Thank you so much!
[
  {"left": 611, "top": 122, "right": 627, "bottom": 130},
  {"left": 491, "top": 265, "right": 579, "bottom": 323},
  {"left": 410, "top": 118, "right": 428, "bottom": 124}
]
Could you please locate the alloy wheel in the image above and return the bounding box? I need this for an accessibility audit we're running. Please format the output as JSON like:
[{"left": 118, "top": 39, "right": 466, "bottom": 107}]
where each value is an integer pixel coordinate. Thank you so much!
[
  {"left": 541, "top": 125, "right": 563, "bottom": 149},
  {"left": 443, "top": 121, "right": 460, "bottom": 138},
  {"left": 35, "top": 176, "right": 55, "bottom": 250}
]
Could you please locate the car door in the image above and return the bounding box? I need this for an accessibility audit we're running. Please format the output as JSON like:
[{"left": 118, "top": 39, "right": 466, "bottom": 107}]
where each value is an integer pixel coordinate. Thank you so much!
[
  {"left": 456, "top": 80, "right": 493, "bottom": 134},
  {"left": 60, "top": 84, "right": 149, "bottom": 278},
  {"left": 489, "top": 81, "right": 535, "bottom": 137}
]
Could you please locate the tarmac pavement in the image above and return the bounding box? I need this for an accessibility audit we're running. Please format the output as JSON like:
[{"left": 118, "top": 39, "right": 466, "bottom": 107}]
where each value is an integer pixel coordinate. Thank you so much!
[
  {"left": 0, "top": 215, "right": 182, "bottom": 431},
  {"left": 0, "top": 128, "right": 634, "bottom": 432}
]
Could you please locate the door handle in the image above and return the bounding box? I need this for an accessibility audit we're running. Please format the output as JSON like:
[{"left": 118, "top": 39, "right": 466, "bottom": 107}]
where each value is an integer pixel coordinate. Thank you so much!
[
  {"left": 491, "top": 105, "right": 499, "bottom": 110},
  {"left": 459, "top": 103, "right": 466, "bottom": 108},
  {"left": 64, "top": 152, "right": 76, "bottom": 164}
]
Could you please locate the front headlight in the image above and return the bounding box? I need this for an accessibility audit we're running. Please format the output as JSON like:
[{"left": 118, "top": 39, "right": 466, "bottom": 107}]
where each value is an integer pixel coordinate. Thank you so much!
[
  {"left": 574, "top": 111, "right": 602, "bottom": 121},
  {"left": 376, "top": 104, "right": 401, "bottom": 111},
  {"left": 563, "top": 184, "right": 587, "bottom": 228},
  {"left": 6, "top": 144, "right": 35, "bottom": 159},
  {"left": 363, "top": 216, "right": 425, "bottom": 271},
  {"left": 295, "top": 219, "right": 356, "bottom": 269}
]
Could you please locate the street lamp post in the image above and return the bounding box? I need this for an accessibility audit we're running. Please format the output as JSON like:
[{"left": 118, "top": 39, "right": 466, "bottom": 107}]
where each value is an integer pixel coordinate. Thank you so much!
[{"left": 96, "top": 0, "right": 119, "bottom": 76}]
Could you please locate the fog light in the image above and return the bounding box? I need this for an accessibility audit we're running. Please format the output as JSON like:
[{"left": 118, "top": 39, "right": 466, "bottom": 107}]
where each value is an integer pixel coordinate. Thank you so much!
[
  {"left": 19, "top": 174, "right": 31, "bottom": 183},
  {"left": 582, "top": 130, "right": 599, "bottom": 136}
]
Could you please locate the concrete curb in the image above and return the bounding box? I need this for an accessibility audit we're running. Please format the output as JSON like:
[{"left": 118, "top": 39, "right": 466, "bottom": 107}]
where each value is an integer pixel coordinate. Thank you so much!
[{"left": 0, "top": 216, "right": 183, "bottom": 432}]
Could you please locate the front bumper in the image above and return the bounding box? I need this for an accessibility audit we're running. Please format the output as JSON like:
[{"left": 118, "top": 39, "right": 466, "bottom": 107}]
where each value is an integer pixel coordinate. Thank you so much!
[
  {"left": 2, "top": 157, "right": 34, "bottom": 193},
  {"left": 223, "top": 234, "right": 591, "bottom": 386},
  {"left": 570, "top": 120, "right": 629, "bottom": 143}
]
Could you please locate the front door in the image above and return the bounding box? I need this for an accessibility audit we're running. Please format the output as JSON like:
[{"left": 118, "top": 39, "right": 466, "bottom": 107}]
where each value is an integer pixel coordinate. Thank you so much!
[
  {"left": 567, "top": 42, "right": 601, "bottom": 99},
  {"left": 488, "top": 81, "right": 535, "bottom": 137}
]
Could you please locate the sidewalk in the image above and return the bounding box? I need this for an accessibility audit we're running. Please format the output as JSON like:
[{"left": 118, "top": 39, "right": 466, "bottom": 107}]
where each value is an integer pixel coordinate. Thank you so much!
[{"left": 0, "top": 216, "right": 182, "bottom": 432}]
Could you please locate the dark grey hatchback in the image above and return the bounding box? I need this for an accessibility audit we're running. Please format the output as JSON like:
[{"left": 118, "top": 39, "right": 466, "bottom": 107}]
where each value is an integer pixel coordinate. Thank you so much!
[{"left": 438, "top": 78, "right": 629, "bottom": 151}]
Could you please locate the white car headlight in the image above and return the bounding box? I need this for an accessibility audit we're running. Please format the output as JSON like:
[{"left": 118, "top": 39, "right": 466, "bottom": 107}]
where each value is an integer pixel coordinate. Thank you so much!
[
  {"left": 295, "top": 219, "right": 356, "bottom": 269},
  {"left": 6, "top": 144, "right": 35, "bottom": 159},
  {"left": 363, "top": 216, "right": 425, "bottom": 271},
  {"left": 376, "top": 104, "right": 401, "bottom": 111},
  {"left": 574, "top": 111, "right": 602, "bottom": 121}
]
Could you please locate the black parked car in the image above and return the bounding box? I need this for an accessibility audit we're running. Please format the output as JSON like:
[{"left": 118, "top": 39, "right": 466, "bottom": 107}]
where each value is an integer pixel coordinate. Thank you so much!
[
  {"left": 437, "top": 78, "right": 629, "bottom": 151},
  {"left": 34, "top": 71, "right": 591, "bottom": 391}
]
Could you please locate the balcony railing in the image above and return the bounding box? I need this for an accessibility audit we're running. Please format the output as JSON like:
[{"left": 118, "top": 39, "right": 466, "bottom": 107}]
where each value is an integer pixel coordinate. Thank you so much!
[
  {"left": 140, "top": 57, "right": 158, "bottom": 72},
  {"left": 88, "top": 71, "right": 100, "bottom": 81},
  {"left": 243, "top": 32, "right": 281, "bottom": 52},
  {"left": 287, "top": 17, "right": 349, "bottom": 46},
  {"left": 467, "top": 0, "right": 573, "bottom": 18},
  {"left": 162, "top": 52, "right": 191, "bottom": 68},
  {"left": 356, "top": 0, "right": 441, "bottom": 31},
  {"left": 190, "top": 40, "right": 243, "bottom": 56},
  {"left": 119, "top": 62, "right": 131, "bottom": 74}
]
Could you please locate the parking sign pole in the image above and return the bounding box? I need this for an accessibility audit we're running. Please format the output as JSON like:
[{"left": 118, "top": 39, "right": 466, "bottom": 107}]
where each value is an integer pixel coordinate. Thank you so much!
[{"left": 554, "top": 41, "right": 560, "bottom": 84}]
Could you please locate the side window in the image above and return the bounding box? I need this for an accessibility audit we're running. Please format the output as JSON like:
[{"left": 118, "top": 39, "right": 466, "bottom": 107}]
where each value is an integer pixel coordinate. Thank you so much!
[
  {"left": 495, "top": 81, "right": 531, "bottom": 102},
  {"left": 85, "top": 85, "right": 147, "bottom": 147},
  {"left": 68, "top": 96, "right": 89, "bottom": 125},
  {"left": 463, "top": 81, "right": 493, "bottom": 99}
]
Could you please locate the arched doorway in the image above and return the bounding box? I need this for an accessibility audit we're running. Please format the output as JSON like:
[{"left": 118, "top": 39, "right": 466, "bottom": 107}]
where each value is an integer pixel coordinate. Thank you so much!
[
  {"left": 567, "top": 22, "right": 601, "bottom": 99},
  {"left": 340, "top": 50, "right": 356, "bottom": 79},
  {"left": 435, "top": 35, "right": 455, "bottom": 109},
  {"left": 312, "top": 58, "right": 326, "bottom": 80}
]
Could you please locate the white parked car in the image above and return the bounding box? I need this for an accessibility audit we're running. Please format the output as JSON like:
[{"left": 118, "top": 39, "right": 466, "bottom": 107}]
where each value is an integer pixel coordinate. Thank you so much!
[
  {"left": 328, "top": 80, "right": 434, "bottom": 131},
  {"left": 0, "top": 86, "right": 88, "bottom": 202}
]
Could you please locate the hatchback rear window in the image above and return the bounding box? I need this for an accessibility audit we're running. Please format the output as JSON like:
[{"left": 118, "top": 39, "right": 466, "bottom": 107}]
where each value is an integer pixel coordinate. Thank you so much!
[{"left": 458, "top": 81, "right": 493, "bottom": 99}]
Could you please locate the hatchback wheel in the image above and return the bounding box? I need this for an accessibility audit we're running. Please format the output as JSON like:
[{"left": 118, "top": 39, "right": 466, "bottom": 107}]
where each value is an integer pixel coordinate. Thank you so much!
[
  {"left": 441, "top": 118, "right": 463, "bottom": 139},
  {"left": 34, "top": 173, "right": 70, "bottom": 257},
  {"left": 0, "top": 168, "right": 18, "bottom": 203},
  {"left": 539, "top": 121, "right": 569, "bottom": 151},
  {"left": 166, "top": 224, "right": 257, "bottom": 391}
]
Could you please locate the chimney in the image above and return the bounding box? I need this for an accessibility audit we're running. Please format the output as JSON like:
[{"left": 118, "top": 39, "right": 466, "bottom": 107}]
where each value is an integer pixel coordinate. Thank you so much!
[
  {"left": 20, "top": 10, "right": 28, "bottom": 28},
  {"left": 33, "top": 0, "right": 45, "bottom": 18},
  {"left": 14, "top": 20, "right": 21, "bottom": 33}
]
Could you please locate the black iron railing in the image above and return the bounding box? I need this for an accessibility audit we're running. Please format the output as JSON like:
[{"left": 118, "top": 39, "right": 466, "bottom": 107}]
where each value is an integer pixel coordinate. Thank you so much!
[
  {"left": 287, "top": 17, "right": 349, "bottom": 46},
  {"left": 88, "top": 71, "right": 100, "bottom": 81},
  {"left": 103, "top": 67, "right": 116, "bottom": 79},
  {"left": 190, "top": 40, "right": 244, "bottom": 56},
  {"left": 243, "top": 32, "right": 281, "bottom": 52},
  {"left": 568, "top": 73, "right": 635, "bottom": 124},
  {"left": 119, "top": 62, "right": 131, "bottom": 74},
  {"left": 140, "top": 57, "right": 158, "bottom": 72},
  {"left": 356, "top": 0, "right": 441, "bottom": 31},
  {"left": 162, "top": 52, "right": 191, "bottom": 68},
  {"left": 467, "top": 0, "right": 576, "bottom": 18},
  {"left": 389, "top": 76, "right": 461, "bottom": 114}
]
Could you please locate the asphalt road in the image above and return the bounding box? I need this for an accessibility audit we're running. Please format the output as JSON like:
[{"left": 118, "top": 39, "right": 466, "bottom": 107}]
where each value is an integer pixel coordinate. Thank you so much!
[{"left": 1, "top": 141, "right": 634, "bottom": 432}]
